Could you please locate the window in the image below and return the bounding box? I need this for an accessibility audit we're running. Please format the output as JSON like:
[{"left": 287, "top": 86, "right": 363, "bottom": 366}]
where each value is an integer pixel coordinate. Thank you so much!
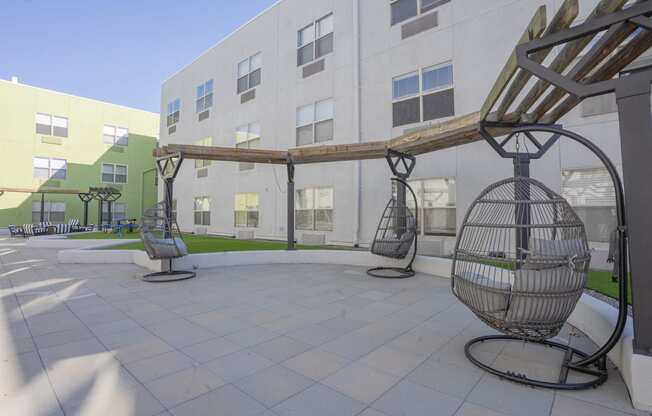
[
  {"left": 167, "top": 99, "right": 180, "bottom": 127},
  {"left": 297, "top": 13, "right": 334, "bottom": 66},
  {"left": 236, "top": 123, "right": 261, "bottom": 171},
  {"left": 35, "top": 113, "right": 68, "bottom": 137},
  {"left": 296, "top": 99, "right": 334, "bottom": 146},
  {"left": 237, "top": 53, "right": 262, "bottom": 94},
  {"left": 33, "top": 157, "right": 67, "bottom": 180},
  {"left": 103, "top": 202, "right": 127, "bottom": 222},
  {"left": 390, "top": 0, "right": 448, "bottom": 25},
  {"left": 296, "top": 187, "right": 333, "bottom": 231},
  {"left": 194, "top": 197, "right": 211, "bottom": 226},
  {"left": 194, "top": 137, "right": 212, "bottom": 169},
  {"left": 32, "top": 201, "right": 65, "bottom": 223},
  {"left": 103, "top": 125, "right": 129, "bottom": 146},
  {"left": 562, "top": 168, "right": 616, "bottom": 243},
  {"left": 101, "top": 163, "right": 127, "bottom": 184},
  {"left": 407, "top": 178, "right": 456, "bottom": 236},
  {"left": 234, "top": 193, "right": 259, "bottom": 228},
  {"left": 196, "top": 80, "right": 214, "bottom": 114},
  {"left": 393, "top": 63, "right": 454, "bottom": 127}
]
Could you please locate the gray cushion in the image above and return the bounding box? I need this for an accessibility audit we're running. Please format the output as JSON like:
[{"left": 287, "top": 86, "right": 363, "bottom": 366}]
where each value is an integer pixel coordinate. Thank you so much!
[
  {"left": 456, "top": 268, "right": 512, "bottom": 318},
  {"left": 145, "top": 236, "right": 187, "bottom": 259}
]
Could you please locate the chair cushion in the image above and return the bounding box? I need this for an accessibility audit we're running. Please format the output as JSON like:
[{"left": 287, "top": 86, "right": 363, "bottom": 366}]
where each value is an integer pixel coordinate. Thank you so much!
[
  {"left": 455, "top": 267, "right": 512, "bottom": 318},
  {"left": 145, "top": 237, "right": 187, "bottom": 259}
]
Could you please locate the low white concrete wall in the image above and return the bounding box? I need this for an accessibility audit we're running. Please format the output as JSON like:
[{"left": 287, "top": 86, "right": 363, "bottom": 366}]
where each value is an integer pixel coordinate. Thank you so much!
[
  {"left": 53, "top": 242, "right": 650, "bottom": 412},
  {"left": 27, "top": 236, "right": 134, "bottom": 250}
]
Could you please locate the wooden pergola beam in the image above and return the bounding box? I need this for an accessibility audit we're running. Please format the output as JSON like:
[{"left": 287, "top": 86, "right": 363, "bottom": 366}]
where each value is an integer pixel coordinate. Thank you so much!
[
  {"left": 490, "top": 0, "right": 578, "bottom": 122},
  {"left": 154, "top": 144, "right": 289, "bottom": 164},
  {"left": 479, "top": 5, "right": 547, "bottom": 120},
  {"left": 543, "top": 28, "right": 652, "bottom": 123},
  {"left": 510, "top": 0, "right": 627, "bottom": 121}
]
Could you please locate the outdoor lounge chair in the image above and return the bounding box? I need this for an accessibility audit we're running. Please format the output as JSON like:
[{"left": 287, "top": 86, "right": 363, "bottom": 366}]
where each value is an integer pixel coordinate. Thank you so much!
[
  {"left": 452, "top": 177, "right": 590, "bottom": 341},
  {"left": 8, "top": 225, "right": 25, "bottom": 238},
  {"left": 139, "top": 201, "right": 194, "bottom": 282}
]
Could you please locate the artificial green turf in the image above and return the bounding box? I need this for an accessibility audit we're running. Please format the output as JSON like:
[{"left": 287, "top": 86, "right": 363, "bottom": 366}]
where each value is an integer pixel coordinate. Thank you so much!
[
  {"left": 73, "top": 232, "right": 336, "bottom": 253},
  {"left": 68, "top": 231, "right": 142, "bottom": 240},
  {"left": 586, "top": 269, "right": 632, "bottom": 305}
]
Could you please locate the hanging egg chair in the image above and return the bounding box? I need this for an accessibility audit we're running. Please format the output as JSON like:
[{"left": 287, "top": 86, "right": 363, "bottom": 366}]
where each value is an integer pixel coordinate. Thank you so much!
[
  {"left": 140, "top": 200, "right": 195, "bottom": 282},
  {"left": 369, "top": 178, "right": 418, "bottom": 261},
  {"left": 452, "top": 176, "right": 591, "bottom": 341},
  {"left": 367, "top": 150, "right": 419, "bottom": 279}
]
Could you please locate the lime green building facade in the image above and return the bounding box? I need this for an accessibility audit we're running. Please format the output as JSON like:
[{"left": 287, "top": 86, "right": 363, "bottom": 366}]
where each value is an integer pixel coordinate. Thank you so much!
[{"left": 0, "top": 79, "right": 159, "bottom": 229}]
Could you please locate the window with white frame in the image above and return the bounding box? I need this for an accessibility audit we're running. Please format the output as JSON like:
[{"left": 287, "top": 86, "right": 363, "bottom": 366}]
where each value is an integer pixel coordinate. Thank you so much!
[
  {"left": 234, "top": 193, "right": 259, "bottom": 228},
  {"left": 237, "top": 53, "right": 262, "bottom": 94},
  {"left": 390, "top": 0, "right": 448, "bottom": 25},
  {"left": 33, "top": 157, "right": 67, "bottom": 180},
  {"left": 103, "top": 125, "right": 129, "bottom": 146},
  {"left": 406, "top": 178, "right": 456, "bottom": 236},
  {"left": 196, "top": 80, "right": 214, "bottom": 114},
  {"left": 296, "top": 99, "right": 334, "bottom": 146},
  {"left": 562, "top": 168, "right": 617, "bottom": 243},
  {"left": 297, "top": 13, "right": 334, "bottom": 66},
  {"left": 167, "top": 99, "right": 180, "bottom": 127},
  {"left": 101, "top": 163, "right": 127, "bottom": 184},
  {"left": 392, "top": 63, "right": 454, "bottom": 127},
  {"left": 296, "top": 187, "right": 334, "bottom": 231},
  {"left": 236, "top": 122, "right": 261, "bottom": 171},
  {"left": 32, "top": 201, "right": 66, "bottom": 223},
  {"left": 102, "top": 202, "right": 127, "bottom": 222},
  {"left": 194, "top": 197, "right": 211, "bottom": 226},
  {"left": 35, "top": 113, "right": 68, "bottom": 137},
  {"left": 194, "top": 137, "right": 212, "bottom": 169}
]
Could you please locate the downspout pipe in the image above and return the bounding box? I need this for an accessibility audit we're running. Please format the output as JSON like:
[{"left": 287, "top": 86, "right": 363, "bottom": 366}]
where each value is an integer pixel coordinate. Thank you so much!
[{"left": 352, "top": 0, "right": 362, "bottom": 247}]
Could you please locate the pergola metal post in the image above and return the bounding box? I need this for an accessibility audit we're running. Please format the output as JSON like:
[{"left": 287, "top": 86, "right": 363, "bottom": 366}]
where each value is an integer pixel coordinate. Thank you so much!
[
  {"left": 107, "top": 200, "right": 113, "bottom": 225},
  {"left": 286, "top": 162, "right": 295, "bottom": 251},
  {"left": 98, "top": 200, "right": 104, "bottom": 226},
  {"left": 514, "top": 156, "right": 531, "bottom": 266},
  {"left": 615, "top": 74, "right": 652, "bottom": 356},
  {"left": 164, "top": 178, "right": 174, "bottom": 240},
  {"left": 39, "top": 192, "right": 45, "bottom": 222}
]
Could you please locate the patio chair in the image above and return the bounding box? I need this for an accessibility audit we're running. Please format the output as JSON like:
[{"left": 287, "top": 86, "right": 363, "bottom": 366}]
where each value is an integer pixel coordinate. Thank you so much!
[
  {"left": 452, "top": 177, "right": 590, "bottom": 341},
  {"left": 139, "top": 201, "right": 195, "bottom": 282},
  {"left": 8, "top": 225, "right": 25, "bottom": 238},
  {"left": 368, "top": 178, "right": 419, "bottom": 278}
]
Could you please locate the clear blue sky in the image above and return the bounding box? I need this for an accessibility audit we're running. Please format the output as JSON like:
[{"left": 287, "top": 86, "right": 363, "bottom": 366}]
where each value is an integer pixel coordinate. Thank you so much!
[{"left": 1, "top": 0, "right": 278, "bottom": 113}]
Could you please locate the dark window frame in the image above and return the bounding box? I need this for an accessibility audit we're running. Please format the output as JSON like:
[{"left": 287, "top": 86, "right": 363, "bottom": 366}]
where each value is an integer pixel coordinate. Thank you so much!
[{"left": 297, "top": 13, "right": 334, "bottom": 67}]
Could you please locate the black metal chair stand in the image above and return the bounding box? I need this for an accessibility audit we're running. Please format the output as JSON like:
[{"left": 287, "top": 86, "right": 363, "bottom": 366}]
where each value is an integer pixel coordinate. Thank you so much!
[{"left": 142, "top": 258, "right": 196, "bottom": 283}]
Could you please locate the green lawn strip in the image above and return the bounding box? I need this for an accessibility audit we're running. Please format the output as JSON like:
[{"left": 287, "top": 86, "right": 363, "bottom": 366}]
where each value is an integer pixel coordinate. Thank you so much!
[
  {"left": 586, "top": 269, "right": 632, "bottom": 305},
  {"left": 68, "top": 231, "right": 142, "bottom": 240},
  {"left": 92, "top": 233, "right": 344, "bottom": 254}
]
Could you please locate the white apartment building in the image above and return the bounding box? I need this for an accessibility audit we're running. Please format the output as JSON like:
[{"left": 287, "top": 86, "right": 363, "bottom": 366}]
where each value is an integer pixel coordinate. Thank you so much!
[{"left": 159, "top": 0, "right": 641, "bottom": 263}]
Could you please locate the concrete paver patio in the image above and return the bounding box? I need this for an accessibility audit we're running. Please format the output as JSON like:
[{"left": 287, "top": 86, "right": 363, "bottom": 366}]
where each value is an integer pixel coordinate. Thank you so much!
[{"left": 0, "top": 240, "right": 647, "bottom": 416}]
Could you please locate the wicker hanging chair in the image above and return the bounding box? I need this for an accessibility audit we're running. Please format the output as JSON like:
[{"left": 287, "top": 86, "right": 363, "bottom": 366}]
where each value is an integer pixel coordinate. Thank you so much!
[
  {"left": 139, "top": 201, "right": 195, "bottom": 282},
  {"left": 452, "top": 176, "right": 591, "bottom": 341},
  {"left": 368, "top": 178, "right": 418, "bottom": 278}
]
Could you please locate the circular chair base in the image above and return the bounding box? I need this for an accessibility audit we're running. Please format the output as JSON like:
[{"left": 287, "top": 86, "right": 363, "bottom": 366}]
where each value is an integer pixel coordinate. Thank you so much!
[
  {"left": 142, "top": 270, "right": 196, "bottom": 283},
  {"left": 465, "top": 335, "right": 608, "bottom": 390},
  {"left": 366, "top": 267, "right": 415, "bottom": 279}
]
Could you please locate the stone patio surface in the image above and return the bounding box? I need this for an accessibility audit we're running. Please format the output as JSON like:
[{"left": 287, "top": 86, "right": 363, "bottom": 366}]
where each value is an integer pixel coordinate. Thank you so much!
[{"left": 0, "top": 239, "right": 648, "bottom": 416}]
